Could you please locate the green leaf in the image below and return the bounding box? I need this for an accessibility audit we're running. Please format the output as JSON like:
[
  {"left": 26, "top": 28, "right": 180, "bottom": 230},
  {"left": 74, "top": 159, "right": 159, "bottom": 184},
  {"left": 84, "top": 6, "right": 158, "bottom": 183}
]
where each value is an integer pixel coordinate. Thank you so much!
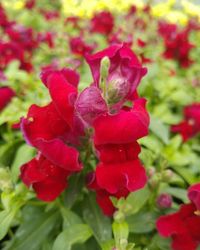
[
  {"left": 149, "top": 234, "right": 171, "bottom": 250},
  {"left": 150, "top": 115, "right": 169, "bottom": 144},
  {"left": 11, "top": 144, "right": 35, "bottom": 182},
  {"left": 5, "top": 207, "right": 60, "bottom": 250},
  {"left": 60, "top": 207, "right": 82, "bottom": 229},
  {"left": 127, "top": 211, "right": 157, "bottom": 233},
  {"left": 53, "top": 224, "right": 92, "bottom": 250},
  {"left": 125, "top": 186, "right": 150, "bottom": 215},
  {"left": 0, "top": 209, "right": 16, "bottom": 240},
  {"left": 82, "top": 193, "right": 112, "bottom": 246}
]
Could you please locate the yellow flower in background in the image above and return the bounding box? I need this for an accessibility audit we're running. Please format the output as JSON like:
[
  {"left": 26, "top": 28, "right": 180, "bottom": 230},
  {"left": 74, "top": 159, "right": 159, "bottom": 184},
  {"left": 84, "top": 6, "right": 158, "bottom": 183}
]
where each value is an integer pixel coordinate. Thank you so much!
[
  {"left": 3, "top": 0, "right": 24, "bottom": 10},
  {"left": 182, "top": 0, "right": 200, "bottom": 19}
]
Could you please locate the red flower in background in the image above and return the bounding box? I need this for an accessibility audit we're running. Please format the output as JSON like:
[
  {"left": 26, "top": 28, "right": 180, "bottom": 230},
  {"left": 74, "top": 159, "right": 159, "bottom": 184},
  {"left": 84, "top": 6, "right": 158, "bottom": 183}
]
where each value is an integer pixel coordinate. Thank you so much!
[
  {"left": 157, "top": 203, "right": 200, "bottom": 250},
  {"left": 25, "top": 0, "right": 36, "bottom": 10},
  {"left": 90, "top": 11, "right": 114, "bottom": 35},
  {"left": 171, "top": 103, "right": 200, "bottom": 141},
  {"left": 69, "top": 37, "right": 96, "bottom": 56},
  {"left": 20, "top": 154, "right": 70, "bottom": 201},
  {"left": 157, "top": 183, "right": 200, "bottom": 250},
  {"left": 0, "top": 86, "right": 15, "bottom": 111},
  {"left": 5, "top": 24, "right": 38, "bottom": 52},
  {"left": 158, "top": 22, "right": 194, "bottom": 68}
]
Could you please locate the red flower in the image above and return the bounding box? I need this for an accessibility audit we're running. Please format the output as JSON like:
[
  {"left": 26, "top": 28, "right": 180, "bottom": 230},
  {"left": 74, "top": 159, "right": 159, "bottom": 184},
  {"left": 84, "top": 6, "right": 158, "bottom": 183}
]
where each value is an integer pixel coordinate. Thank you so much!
[
  {"left": 21, "top": 68, "right": 83, "bottom": 172},
  {"left": 87, "top": 98, "right": 149, "bottom": 216},
  {"left": 90, "top": 11, "right": 114, "bottom": 35},
  {"left": 188, "top": 183, "right": 200, "bottom": 211},
  {"left": 25, "top": 0, "right": 36, "bottom": 10},
  {"left": 156, "top": 203, "right": 200, "bottom": 250},
  {"left": 21, "top": 104, "right": 82, "bottom": 172},
  {"left": 69, "top": 37, "right": 96, "bottom": 56},
  {"left": 86, "top": 44, "right": 147, "bottom": 108},
  {"left": 95, "top": 160, "right": 147, "bottom": 194},
  {"left": 6, "top": 24, "right": 38, "bottom": 52},
  {"left": 159, "top": 23, "right": 194, "bottom": 68},
  {"left": 171, "top": 103, "right": 200, "bottom": 141},
  {"left": 0, "top": 86, "right": 15, "bottom": 111},
  {"left": 95, "top": 142, "right": 141, "bottom": 163},
  {"left": 20, "top": 154, "right": 70, "bottom": 201},
  {"left": 93, "top": 99, "right": 149, "bottom": 145}
]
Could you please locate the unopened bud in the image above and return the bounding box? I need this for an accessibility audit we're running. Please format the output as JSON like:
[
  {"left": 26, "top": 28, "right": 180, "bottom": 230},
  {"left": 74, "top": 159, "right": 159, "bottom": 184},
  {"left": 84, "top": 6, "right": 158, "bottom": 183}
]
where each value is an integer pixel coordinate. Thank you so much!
[{"left": 157, "top": 193, "right": 172, "bottom": 209}]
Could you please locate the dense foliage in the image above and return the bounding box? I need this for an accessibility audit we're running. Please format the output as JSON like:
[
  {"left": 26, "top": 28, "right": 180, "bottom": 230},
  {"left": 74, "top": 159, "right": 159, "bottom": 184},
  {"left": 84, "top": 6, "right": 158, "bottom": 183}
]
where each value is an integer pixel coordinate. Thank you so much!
[{"left": 0, "top": 1, "right": 200, "bottom": 250}]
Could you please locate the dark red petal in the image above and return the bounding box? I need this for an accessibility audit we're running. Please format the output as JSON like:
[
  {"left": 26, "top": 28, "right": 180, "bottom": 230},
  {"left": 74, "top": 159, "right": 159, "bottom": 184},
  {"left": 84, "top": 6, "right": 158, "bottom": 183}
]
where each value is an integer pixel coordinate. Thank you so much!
[
  {"left": 94, "top": 98, "right": 149, "bottom": 145},
  {"left": 47, "top": 72, "right": 77, "bottom": 127},
  {"left": 33, "top": 177, "right": 67, "bottom": 202},
  {"left": 96, "top": 190, "right": 116, "bottom": 216},
  {"left": 172, "top": 234, "right": 198, "bottom": 250},
  {"left": 21, "top": 103, "right": 69, "bottom": 145},
  {"left": 35, "top": 138, "right": 82, "bottom": 172},
  {"left": 96, "top": 159, "right": 147, "bottom": 194},
  {"left": 188, "top": 183, "right": 200, "bottom": 210},
  {"left": 96, "top": 142, "right": 141, "bottom": 163},
  {"left": 20, "top": 158, "right": 47, "bottom": 186},
  {"left": 156, "top": 212, "right": 187, "bottom": 237}
]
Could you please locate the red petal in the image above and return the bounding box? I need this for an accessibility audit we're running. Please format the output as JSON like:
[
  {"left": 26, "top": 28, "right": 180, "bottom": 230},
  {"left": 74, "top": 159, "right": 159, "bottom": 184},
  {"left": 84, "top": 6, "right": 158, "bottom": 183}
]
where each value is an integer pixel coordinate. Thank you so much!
[
  {"left": 35, "top": 138, "right": 82, "bottom": 172},
  {"left": 188, "top": 183, "right": 200, "bottom": 210},
  {"left": 94, "top": 99, "right": 149, "bottom": 145},
  {"left": 96, "top": 142, "right": 141, "bottom": 163},
  {"left": 96, "top": 159, "right": 147, "bottom": 194}
]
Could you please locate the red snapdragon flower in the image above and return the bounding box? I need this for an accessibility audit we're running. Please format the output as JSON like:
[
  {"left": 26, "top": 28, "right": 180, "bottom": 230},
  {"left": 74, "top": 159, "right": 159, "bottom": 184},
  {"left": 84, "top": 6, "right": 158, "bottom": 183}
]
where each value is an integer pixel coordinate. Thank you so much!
[
  {"left": 6, "top": 24, "right": 38, "bottom": 52},
  {"left": 21, "top": 154, "right": 70, "bottom": 201},
  {"left": 69, "top": 37, "right": 96, "bottom": 56},
  {"left": 90, "top": 11, "right": 114, "bottom": 35},
  {"left": 171, "top": 103, "right": 200, "bottom": 141},
  {"left": 157, "top": 203, "right": 200, "bottom": 250},
  {"left": 157, "top": 183, "right": 200, "bottom": 250},
  {"left": 21, "top": 69, "right": 83, "bottom": 172},
  {"left": 87, "top": 99, "right": 149, "bottom": 216},
  {"left": 158, "top": 22, "right": 194, "bottom": 68},
  {"left": 84, "top": 44, "right": 147, "bottom": 114},
  {"left": 25, "top": 0, "right": 36, "bottom": 10},
  {"left": 0, "top": 86, "right": 15, "bottom": 111}
]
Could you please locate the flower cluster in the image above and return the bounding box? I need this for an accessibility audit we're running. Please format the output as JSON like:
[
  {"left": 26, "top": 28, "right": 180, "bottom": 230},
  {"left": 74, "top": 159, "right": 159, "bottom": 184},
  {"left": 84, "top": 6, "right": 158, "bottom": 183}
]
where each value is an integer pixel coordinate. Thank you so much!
[
  {"left": 171, "top": 103, "right": 200, "bottom": 141},
  {"left": 20, "top": 68, "right": 83, "bottom": 201},
  {"left": 158, "top": 21, "right": 194, "bottom": 68},
  {"left": 157, "top": 183, "right": 200, "bottom": 250},
  {"left": 20, "top": 44, "right": 149, "bottom": 214}
]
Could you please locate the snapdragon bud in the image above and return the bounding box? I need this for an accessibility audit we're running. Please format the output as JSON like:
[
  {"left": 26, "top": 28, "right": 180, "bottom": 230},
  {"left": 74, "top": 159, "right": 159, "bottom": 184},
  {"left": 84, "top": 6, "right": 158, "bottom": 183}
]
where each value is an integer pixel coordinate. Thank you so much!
[{"left": 157, "top": 193, "right": 172, "bottom": 209}]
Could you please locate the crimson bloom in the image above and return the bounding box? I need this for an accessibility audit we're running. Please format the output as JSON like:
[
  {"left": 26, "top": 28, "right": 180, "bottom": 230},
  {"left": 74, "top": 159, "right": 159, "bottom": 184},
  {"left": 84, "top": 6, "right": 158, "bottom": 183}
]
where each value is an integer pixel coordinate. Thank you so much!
[
  {"left": 159, "top": 22, "right": 194, "bottom": 68},
  {"left": 69, "top": 37, "right": 96, "bottom": 56},
  {"left": 21, "top": 68, "right": 83, "bottom": 172},
  {"left": 171, "top": 103, "right": 200, "bottom": 141},
  {"left": 0, "top": 86, "right": 15, "bottom": 111},
  {"left": 156, "top": 203, "right": 200, "bottom": 250},
  {"left": 20, "top": 154, "right": 70, "bottom": 201},
  {"left": 90, "top": 11, "right": 114, "bottom": 35},
  {"left": 85, "top": 44, "right": 147, "bottom": 113},
  {"left": 86, "top": 98, "right": 149, "bottom": 216}
]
